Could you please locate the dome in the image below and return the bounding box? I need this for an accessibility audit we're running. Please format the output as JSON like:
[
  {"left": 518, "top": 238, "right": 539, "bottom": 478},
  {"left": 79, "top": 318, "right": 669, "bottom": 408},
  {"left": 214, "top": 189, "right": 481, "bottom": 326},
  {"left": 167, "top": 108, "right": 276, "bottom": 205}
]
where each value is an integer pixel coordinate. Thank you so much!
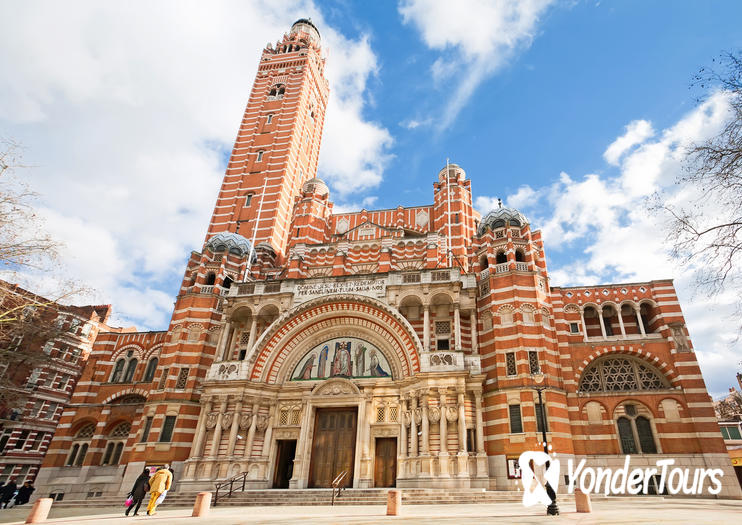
[
  {"left": 291, "top": 18, "right": 321, "bottom": 43},
  {"left": 478, "top": 206, "right": 529, "bottom": 235},
  {"left": 302, "top": 177, "right": 329, "bottom": 196},
  {"left": 438, "top": 163, "right": 466, "bottom": 182},
  {"left": 205, "top": 232, "right": 256, "bottom": 260}
]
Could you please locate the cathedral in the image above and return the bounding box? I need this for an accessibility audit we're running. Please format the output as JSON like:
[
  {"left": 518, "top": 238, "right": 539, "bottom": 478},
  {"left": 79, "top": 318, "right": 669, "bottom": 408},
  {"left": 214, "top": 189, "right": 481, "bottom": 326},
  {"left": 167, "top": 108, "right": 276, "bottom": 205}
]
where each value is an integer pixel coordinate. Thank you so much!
[{"left": 35, "top": 19, "right": 741, "bottom": 499}]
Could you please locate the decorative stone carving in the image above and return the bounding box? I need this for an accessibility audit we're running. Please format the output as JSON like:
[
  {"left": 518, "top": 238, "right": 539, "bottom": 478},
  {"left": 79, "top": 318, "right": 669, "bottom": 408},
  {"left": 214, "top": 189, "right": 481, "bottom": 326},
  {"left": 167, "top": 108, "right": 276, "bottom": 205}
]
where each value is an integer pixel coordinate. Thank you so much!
[
  {"left": 428, "top": 406, "right": 441, "bottom": 423},
  {"left": 446, "top": 406, "right": 458, "bottom": 422},
  {"left": 239, "top": 412, "right": 252, "bottom": 429},
  {"left": 221, "top": 412, "right": 234, "bottom": 430},
  {"left": 312, "top": 377, "right": 361, "bottom": 397},
  {"left": 256, "top": 414, "right": 269, "bottom": 432},
  {"left": 671, "top": 325, "right": 690, "bottom": 353},
  {"left": 415, "top": 210, "right": 429, "bottom": 228},
  {"left": 217, "top": 363, "right": 239, "bottom": 379},
  {"left": 413, "top": 408, "right": 422, "bottom": 425},
  {"left": 205, "top": 412, "right": 219, "bottom": 429},
  {"left": 403, "top": 411, "right": 411, "bottom": 426},
  {"left": 430, "top": 353, "right": 454, "bottom": 366}
]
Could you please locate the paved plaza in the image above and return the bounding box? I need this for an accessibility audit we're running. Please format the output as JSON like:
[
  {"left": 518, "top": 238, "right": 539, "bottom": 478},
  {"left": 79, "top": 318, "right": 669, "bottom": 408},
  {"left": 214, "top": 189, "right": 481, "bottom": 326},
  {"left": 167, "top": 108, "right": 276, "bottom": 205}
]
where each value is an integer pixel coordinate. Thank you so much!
[{"left": 0, "top": 499, "right": 741, "bottom": 525}]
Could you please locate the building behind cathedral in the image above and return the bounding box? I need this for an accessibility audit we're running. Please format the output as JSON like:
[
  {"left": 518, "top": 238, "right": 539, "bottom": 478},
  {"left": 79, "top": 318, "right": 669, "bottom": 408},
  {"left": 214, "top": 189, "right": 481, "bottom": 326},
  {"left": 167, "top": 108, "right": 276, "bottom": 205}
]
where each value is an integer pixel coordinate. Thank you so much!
[{"left": 31, "top": 19, "right": 741, "bottom": 499}]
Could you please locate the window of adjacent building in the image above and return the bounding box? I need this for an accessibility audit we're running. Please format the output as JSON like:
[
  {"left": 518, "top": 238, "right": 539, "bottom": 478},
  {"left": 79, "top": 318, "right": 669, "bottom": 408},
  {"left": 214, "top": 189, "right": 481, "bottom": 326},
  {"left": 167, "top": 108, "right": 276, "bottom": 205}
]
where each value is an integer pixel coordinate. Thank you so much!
[
  {"left": 143, "top": 357, "right": 158, "bottom": 382},
  {"left": 26, "top": 368, "right": 41, "bottom": 387},
  {"left": 14, "top": 430, "right": 30, "bottom": 449},
  {"left": 721, "top": 426, "right": 742, "bottom": 440},
  {"left": 140, "top": 416, "right": 154, "bottom": 442},
  {"left": 44, "top": 402, "right": 59, "bottom": 420},
  {"left": 256, "top": 150, "right": 264, "bottom": 162},
  {"left": 509, "top": 404, "right": 523, "bottom": 434},
  {"left": 245, "top": 193, "right": 253, "bottom": 207},
  {"left": 505, "top": 352, "right": 517, "bottom": 376},
  {"left": 159, "top": 416, "right": 177, "bottom": 442},
  {"left": 569, "top": 322, "right": 580, "bottom": 334},
  {"left": 31, "top": 432, "right": 46, "bottom": 450},
  {"left": 535, "top": 402, "right": 548, "bottom": 434},
  {"left": 528, "top": 351, "right": 540, "bottom": 374},
  {"left": 0, "top": 433, "right": 10, "bottom": 452}
]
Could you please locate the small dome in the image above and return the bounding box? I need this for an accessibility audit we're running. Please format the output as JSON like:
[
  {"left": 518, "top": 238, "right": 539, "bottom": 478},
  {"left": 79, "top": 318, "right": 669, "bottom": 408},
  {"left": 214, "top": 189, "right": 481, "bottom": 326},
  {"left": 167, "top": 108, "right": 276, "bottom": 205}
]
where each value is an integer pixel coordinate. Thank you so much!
[
  {"left": 302, "top": 177, "right": 329, "bottom": 196},
  {"left": 205, "top": 232, "right": 256, "bottom": 260},
  {"left": 478, "top": 206, "right": 529, "bottom": 235},
  {"left": 438, "top": 163, "right": 466, "bottom": 182},
  {"left": 291, "top": 18, "right": 321, "bottom": 43}
]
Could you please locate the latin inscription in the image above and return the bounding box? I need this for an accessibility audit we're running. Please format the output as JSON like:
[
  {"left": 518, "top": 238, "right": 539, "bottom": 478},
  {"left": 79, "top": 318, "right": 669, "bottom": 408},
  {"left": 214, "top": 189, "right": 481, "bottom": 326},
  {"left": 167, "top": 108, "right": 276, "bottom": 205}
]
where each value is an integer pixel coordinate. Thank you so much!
[{"left": 294, "top": 279, "right": 385, "bottom": 302}]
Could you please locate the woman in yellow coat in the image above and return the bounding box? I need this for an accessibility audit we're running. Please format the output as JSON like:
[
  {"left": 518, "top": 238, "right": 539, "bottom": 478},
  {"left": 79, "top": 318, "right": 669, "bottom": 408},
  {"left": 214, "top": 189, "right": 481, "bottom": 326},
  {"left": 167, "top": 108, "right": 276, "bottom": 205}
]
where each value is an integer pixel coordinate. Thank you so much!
[{"left": 146, "top": 465, "right": 173, "bottom": 516}]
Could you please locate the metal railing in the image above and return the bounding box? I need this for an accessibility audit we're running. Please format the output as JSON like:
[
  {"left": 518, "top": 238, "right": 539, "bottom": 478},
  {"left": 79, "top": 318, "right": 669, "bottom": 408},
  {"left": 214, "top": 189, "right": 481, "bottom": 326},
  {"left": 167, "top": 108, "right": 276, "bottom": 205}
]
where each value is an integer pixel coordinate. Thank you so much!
[
  {"left": 213, "top": 471, "right": 248, "bottom": 506},
  {"left": 331, "top": 470, "right": 348, "bottom": 506}
]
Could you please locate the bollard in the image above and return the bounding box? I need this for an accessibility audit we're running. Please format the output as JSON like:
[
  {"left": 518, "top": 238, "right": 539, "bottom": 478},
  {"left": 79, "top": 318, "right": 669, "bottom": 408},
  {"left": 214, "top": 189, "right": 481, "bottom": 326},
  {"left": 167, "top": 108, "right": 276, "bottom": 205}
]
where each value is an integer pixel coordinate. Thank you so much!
[
  {"left": 192, "top": 491, "right": 212, "bottom": 517},
  {"left": 574, "top": 489, "right": 592, "bottom": 513},
  {"left": 25, "top": 498, "right": 53, "bottom": 524},
  {"left": 386, "top": 489, "right": 402, "bottom": 516}
]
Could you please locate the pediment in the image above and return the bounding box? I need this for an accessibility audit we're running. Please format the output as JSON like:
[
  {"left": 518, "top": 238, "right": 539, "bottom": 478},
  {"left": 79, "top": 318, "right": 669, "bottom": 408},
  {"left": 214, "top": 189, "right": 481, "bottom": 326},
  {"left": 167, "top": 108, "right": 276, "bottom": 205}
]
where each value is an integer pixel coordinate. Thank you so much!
[{"left": 312, "top": 377, "right": 361, "bottom": 397}]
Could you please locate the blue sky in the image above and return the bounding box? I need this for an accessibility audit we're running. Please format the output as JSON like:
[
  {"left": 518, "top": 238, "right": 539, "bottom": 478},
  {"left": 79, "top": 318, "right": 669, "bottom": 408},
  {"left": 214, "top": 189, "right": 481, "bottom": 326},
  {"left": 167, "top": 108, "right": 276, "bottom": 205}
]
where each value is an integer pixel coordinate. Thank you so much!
[{"left": 0, "top": 1, "right": 740, "bottom": 396}]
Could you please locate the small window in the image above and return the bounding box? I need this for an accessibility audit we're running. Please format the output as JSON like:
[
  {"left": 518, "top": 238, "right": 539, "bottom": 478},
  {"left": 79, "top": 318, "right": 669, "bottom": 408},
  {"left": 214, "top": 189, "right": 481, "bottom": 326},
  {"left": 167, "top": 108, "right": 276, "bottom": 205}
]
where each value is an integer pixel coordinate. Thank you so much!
[
  {"left": 436, "top": 338, "right": 450, "bottom": 350},
  {"left": 158, "top": 368, "right": 170, "bottom": 390},
  {"left": 496, "top": 252, "right": 507, "bottom": 264},
  {"left": 266, "top": 114, "right": 273, "bottom": 124},
  {"left": 175, "top": 368, "right": 189, "bottom": 390},
  {"left": 453, "top": 213, "right": 459, "bottom": 224},
  {"left": 14, "top": 430, "right": 30, "bottom": 449},
  {"left": 31, "top": 432, "right": 45, "bottom": 450},
  {"left": 205, "top": 272, "right": 216, "bottom": 286},
  {"left": 535, "top": 402, "right": 548, "bottom": 433},
  {"left": 123, "top": 359, "right": 138, "bottom": 382},
  {"left": 256, "top": 151, "right": 264, "bottom": 163},
  {"left": 245, "top": 194, "right": 253, "bottom": 206},
  {"left": 506, "top": 352, "right": 517, "bottom": 376},
  {"left": 466, "top": 428, "right": 475, "bottom": 452},
  {"left": 509, "top": 405, "right": 523, "bottom": 434},
  {"left": 528, "top": 351, "right": 540, "bottom": 374},
  {"left": 143, "top": 358, "right": 158, "bottom": 382},
  {"left": 569, "top": 322, "right": 580, "bottom": 334},
  {"left": 159, "top": 416, "right": 177, "bottom": 442},
  {"left": 140, "top": 416, "right": 154, "bottom": 442}
]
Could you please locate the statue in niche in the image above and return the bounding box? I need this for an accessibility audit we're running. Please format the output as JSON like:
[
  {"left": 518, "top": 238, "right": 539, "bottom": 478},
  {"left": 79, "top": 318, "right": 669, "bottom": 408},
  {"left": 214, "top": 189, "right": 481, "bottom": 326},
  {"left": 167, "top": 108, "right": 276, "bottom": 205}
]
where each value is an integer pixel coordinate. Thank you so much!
[
  {"left": 317, "top": 345, "right": 329, "bottom": 378},
  {"left": 369, "top": 349, "right": 389, "bottom": 377},
  {"left": 331, "top": 341, "right": 352, "bottom": 377},
  {"left": 297, "top": 353, "right": 315, "bottom": 380}
]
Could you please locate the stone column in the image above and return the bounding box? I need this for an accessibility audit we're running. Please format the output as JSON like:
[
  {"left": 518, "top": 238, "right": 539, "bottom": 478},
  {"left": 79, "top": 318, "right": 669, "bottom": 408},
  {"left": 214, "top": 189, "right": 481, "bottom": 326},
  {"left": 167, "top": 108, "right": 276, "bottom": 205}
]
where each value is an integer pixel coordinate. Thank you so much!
[
  {"left": 261, "top": 405, "right": 275, "bottom": 459},
  {"left": 227, "top": 398, "right": 243, "bottom": 456},
  {"left": 215, "top": 320, "right": 231, "bottom": 362},
  {"left": 454, "top": 304, "right": 462, "bottom": 351},
  {"left": 438, "top": 389, "right": 449, "bottom": 477},
  {"left": 244, "top": 402, "right": 259, "bottom": 459},
  {"left": 617, "top": 308, "right": 627, "bottom": 339},
  {"left": 246, "top": 316, "right": 258, "bottom": 354},
  {"left": 597, "top": 306, "right": 607, "bottom": 338},
  {"left": 419, "top": 390, "right": 431, "bottom": 477},
  {"left": 469, "top": 310, "right": 478, "bottom": 354},
  {"left": 409, "top": 395, "right": 418, "bottom": 457},
  {"left": 400, "top": 398, "right": 408, "bottom": 460},
  {"left": 423, "top": 305, "right": 430, "bottom": 351},
  {"left": 191, "top": 397, "right": 213, "bottom": 458},
  {"left": 223, "top": 326, "right": 237, "bottom": 361},
  {"left": 634, "top": 305, "right": 646, "bottom": 336},
  {"left": 474, "top": 393, "right": 485, "bottom": 454},
  {"left": 579, "top": 309, "right": 588, "bottom": 342},
  {"left": 210, "top": 397, "right": 227, "bottom": 457},
  {"left": 456, "top": 390, "right": 468, "bottom": 477},
  {"left": 360, "top": 394, "right": 372, "bottom": 485}
]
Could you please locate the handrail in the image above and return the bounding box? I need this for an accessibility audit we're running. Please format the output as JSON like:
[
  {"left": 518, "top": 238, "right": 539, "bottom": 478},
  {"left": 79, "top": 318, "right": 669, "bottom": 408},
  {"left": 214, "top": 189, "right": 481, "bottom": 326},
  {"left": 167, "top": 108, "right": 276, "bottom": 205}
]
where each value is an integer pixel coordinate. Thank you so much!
[
  {"left": 213, "top": 471, "right": 248, "bottom": 506},
  {"left": 331, "top": 470, "right": 348, "bottom": 506}
]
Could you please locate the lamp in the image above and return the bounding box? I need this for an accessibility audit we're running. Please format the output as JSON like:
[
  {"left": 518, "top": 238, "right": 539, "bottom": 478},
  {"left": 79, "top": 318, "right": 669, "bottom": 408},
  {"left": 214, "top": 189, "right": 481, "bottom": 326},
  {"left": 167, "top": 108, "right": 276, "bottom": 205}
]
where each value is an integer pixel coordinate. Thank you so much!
[{"left": 531, "top": 372, "right": 559, "bottom": 516}]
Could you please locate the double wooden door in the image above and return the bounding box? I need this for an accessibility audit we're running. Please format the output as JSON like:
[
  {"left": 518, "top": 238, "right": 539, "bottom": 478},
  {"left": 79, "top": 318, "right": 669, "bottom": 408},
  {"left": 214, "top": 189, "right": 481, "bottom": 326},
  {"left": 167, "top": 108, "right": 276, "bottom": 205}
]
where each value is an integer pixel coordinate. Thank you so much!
[{"left": 308, "top": 408, "right": 357, "bottom": 488}]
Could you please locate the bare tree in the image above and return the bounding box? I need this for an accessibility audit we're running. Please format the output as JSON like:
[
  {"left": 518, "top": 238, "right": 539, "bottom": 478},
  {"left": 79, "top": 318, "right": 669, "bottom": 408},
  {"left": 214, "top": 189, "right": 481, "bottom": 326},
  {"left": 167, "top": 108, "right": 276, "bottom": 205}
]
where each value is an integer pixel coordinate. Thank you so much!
[
  {"left": 654, "top": 52, "right": 742, "bottom": 330},
  {"left": 714, "top": 390, "right": 742, "bottom": 421}
]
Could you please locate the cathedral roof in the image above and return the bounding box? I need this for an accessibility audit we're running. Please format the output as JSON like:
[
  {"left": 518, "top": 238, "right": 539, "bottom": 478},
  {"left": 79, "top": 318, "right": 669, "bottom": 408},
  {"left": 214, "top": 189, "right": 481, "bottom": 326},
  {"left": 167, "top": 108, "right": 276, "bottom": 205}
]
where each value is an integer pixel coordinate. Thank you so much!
[
  {"left": 205, "top": 232, "right": 256, "bottom": 260},
  {"left": 291, "top": 18, "right": 321, "bottom": 42},
  {"left": 302, "top": 177, "right": 329, "bottom": 196},
  {"left": 478, "top": 205, "right": 529, "bottom": 235}
]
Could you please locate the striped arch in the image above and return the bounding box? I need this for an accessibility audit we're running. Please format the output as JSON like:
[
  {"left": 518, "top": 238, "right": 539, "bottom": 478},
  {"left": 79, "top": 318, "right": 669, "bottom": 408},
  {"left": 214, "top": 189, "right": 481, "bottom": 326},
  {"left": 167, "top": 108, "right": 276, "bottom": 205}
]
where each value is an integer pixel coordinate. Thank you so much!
[
  {"left": 575, "top": 346, "right": 678, "bottom": 387},
  {"left": 249, "top": 295, "right": 424, "bottom": 384},
  {"left": 111, "top": 344, "right": 145, "bottom": 360},
  {"left": 102, "top": 388, "right": 149, "bottom": 405}
]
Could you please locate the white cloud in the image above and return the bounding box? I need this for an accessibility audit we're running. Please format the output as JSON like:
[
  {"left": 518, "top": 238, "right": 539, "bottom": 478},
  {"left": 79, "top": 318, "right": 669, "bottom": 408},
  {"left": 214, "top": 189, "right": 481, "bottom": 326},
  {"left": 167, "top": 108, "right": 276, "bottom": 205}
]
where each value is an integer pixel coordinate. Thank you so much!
[
  {"left": 399, "top": 0, "right": 555, "bottom": 127},
  {"left": 603, "top": 119, "right": 655, "bottom": 165},
  {"left": 502, "top": 91, "right": 740, "bottom": 397},
  {"left": 0, "top": 1, "right": 391, "bottom": 329}
]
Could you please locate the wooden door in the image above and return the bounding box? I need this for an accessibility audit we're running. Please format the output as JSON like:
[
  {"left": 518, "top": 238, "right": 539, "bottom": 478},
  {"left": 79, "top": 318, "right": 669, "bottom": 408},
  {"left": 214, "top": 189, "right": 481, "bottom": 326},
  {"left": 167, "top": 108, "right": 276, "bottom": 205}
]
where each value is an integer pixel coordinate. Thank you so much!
[
  {"left": 374, "top": 437, "right": 397, "bottom": 487},
  {"left": 308, "top": 408, "right": 357, "bottom": 488},
  {"left": 272, "top": 440, "right": 296, "bottom": 488}
]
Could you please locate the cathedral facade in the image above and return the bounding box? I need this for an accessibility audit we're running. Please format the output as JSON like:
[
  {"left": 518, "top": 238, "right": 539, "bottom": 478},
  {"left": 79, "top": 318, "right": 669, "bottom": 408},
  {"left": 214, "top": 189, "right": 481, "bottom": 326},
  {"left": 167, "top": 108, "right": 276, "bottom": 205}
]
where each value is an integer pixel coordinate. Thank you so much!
[{"left": 36, "top": 19, "right": 741, "bottom": 499}]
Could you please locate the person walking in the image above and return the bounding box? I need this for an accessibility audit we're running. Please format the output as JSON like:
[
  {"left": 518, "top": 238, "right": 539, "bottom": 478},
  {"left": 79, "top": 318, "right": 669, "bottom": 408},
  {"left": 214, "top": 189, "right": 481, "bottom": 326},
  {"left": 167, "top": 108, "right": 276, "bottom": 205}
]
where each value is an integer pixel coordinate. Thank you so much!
[
  {"left": 14, "top": 482, "right": 34, "bottom": 505},
  {"left": 0, "top": 478, "right": 17, "bottom": 508},
  {"left": 125, "top": 468, "right": 150, "bottom": 516},
  {"left": 145, "top": 465, "right": 172, "bottom": 516}
]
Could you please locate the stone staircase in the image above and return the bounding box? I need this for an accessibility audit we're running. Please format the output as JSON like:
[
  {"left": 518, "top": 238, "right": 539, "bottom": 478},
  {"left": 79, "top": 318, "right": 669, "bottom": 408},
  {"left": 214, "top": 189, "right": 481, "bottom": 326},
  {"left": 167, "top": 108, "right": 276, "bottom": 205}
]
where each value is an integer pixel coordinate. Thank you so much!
[{"left": 49, "top": 488, "right": 574, "bottom": 509}]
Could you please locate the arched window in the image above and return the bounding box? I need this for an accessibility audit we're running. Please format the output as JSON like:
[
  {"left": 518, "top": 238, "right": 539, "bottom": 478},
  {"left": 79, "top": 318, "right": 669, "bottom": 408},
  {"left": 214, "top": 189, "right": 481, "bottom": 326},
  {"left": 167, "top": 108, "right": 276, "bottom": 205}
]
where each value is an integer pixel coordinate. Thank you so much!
[
  {"left": 143, "top": 357, "right": 158, "bottom": 382},
  {"left": 495, "top": 251, "right": 507, "bottom": 264},
  {"left": 205, "top": 272, "right": 216, "bottom": 286},
  {"left": 479, "top": 255, "right": 489, "bottom": 270},
  {"left": 578, "top": 356, "right": 669, "bottom": 393},
  {"left": 111, "top": 359, "right": 125, "bottom": 383},
  {"left": 616, "top": 405, "right": 658, "bottom": 454},
  {"left": 66, "top": 424, "right": 95, "bottom": 467},
  {"left": 636, "top": 416, "right": 657, "bottom": 453},
  {"left": 101, "top": 422, "right": 131, "bottom": 465},
  {"left": 123, "top": 359, "right": 138, "bottom": 383},
  {"left": 277, "top": 85, "right": 285, "bottom": 97},
  {"left": 617, "top": 417, "right": 637, "bottom": 453},
  {"left": 515, "top": 250, "right": 525, "bottom": 262}
]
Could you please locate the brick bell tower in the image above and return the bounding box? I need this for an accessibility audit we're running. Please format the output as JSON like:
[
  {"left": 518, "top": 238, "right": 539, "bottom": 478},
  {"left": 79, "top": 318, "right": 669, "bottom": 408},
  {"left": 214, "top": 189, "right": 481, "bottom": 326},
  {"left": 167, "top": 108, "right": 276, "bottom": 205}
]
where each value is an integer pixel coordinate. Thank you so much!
[
  {"left": 206, "top": 18, "right": 329, "bottom": 262},
  {"left": 124, "top": 19, "right": 330, "bottom": 472}
]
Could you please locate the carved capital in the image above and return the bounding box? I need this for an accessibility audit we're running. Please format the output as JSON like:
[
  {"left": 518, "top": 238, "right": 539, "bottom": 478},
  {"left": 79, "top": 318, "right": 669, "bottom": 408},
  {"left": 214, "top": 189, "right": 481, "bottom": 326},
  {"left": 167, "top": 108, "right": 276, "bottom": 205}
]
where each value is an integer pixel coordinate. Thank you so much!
[
  {"left": 221, "top": 412, "right": 234, "bottom": 430},
  {"left": 205, "top": 412, "right": 219, "bottom": 429},
  {"left": 446, "top": 406, "right": 458, "bottom": 422},
  {"left": 428, "top": 406, "right": 441, "bottom": 423}
]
